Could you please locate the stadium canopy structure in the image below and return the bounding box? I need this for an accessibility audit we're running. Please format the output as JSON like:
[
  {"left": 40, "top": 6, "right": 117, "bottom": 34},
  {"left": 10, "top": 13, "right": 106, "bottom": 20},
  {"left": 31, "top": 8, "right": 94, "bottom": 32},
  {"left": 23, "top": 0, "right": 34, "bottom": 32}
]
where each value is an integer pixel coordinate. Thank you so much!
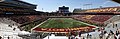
[{"left": 112, "top": 0, "right": 120, "bottom": 3}]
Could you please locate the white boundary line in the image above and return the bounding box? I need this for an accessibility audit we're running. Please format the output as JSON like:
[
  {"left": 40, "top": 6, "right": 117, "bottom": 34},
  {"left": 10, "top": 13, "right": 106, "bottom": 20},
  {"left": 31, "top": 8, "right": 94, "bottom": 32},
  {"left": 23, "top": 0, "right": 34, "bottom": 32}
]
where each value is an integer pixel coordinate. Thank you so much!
[
  {"left": 31, "top": 18, "right": 51, "bottom": 31},
  {"left": 31, "top": 18, "right": 99, "bottom": 32},
  {"left": 77, "top": 20, "right": 99, "bottom": 29}
]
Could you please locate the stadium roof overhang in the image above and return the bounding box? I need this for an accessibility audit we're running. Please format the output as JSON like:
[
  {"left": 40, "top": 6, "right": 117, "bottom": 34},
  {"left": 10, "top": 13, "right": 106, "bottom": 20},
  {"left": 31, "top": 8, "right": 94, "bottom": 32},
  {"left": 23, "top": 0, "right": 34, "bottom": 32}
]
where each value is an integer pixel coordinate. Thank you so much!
[{"left": 112, "top": 0, "right": 120, "bottom": 4}]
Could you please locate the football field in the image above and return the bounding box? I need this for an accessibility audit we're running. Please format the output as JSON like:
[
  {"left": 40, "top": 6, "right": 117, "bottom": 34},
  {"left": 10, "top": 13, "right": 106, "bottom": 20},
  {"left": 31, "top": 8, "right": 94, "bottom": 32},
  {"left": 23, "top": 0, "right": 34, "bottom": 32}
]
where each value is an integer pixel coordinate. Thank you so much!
[{"left": 38, "top": 18, "right": 89, "bottom": 28}]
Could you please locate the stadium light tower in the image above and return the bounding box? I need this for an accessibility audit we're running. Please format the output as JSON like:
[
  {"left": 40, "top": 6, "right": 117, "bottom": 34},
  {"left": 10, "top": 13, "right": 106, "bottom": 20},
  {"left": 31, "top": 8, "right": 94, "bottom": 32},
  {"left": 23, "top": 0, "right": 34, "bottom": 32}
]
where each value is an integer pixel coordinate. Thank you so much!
[
  {"left": 99, "top": 0, "right": 111, "bottom": 8},
  {"left": 83, "top": 3, "right": 92, "bottom": 9},
  {"left": 100, "top": 0, "right": 120, "bottom": 7}
]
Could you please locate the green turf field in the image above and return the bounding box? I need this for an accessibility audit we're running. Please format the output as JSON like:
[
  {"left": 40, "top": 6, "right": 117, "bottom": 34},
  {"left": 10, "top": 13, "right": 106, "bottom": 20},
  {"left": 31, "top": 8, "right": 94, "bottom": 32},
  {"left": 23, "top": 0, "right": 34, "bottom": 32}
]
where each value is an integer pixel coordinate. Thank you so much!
[{"left": 38, "top": 18, "right": 88, "bottom": 28}]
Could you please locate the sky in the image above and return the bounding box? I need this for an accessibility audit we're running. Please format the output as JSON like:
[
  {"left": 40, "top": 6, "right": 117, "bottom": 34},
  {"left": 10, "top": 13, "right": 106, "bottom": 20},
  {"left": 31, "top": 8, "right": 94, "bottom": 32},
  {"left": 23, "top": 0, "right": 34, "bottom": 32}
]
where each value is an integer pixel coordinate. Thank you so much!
[{"left": 21, "top": 0, "right": 120, "bottom": 12}]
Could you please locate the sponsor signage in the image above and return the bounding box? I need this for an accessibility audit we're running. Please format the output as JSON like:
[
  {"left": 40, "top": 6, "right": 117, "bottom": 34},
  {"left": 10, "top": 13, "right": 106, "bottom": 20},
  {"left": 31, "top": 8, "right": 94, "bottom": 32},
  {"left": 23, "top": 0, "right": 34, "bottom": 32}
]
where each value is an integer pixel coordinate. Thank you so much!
[
  {"left": 86, "top": 8, "right": 118, "bottom": 12},
  {"left": 33, "top": 26, "right": 96, "bottom": 32}
]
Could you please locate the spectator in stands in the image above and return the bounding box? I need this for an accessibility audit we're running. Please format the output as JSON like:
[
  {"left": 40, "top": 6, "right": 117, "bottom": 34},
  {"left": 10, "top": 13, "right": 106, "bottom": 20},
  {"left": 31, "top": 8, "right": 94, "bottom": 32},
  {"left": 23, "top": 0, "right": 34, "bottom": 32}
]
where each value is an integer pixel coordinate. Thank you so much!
[
  {"left": 104, "top": 32, "right": 108, "bottom": 39},
  {"left": 89, "top": 34, "right": 92, "bottom": 39},
  {"left": 110, "top": 30, "right": 114, "bottom": 34},
  {"left": 68, "top": 32, "right": 71, "bottom": 39},
  {"left": 71, "top": 35, "right": 75, "bottom": 39},
  {"left": 118, "top": 34, "right": 120, "bottom": 39},
  {"left": 13, "top": 28, "right": 16, "bottom": 31},
  {"left": 99, "top": 33, "right": 103, "bottom": 39},
  {"left": 79, "top": 31, "right": 81, "bottom": 37},
  {"left": 82, "top": 37, "right": 85, "bottom": 39},
  {"left": 87, "top": 33, "right": 89, "bottom": 39},
  {"left": 75, "top": 36, "right": 79, "bottom": 39},
  {"left": 116, "top": 24, "right": 117, "bottom": 27},
  {"left": 104, "top": 31, "right": 107, "bottom": 34},
  {"left": 106, "top": 35, "right": 109, "bottom": 39},
  {"left": 113, "top": 23, "right": 115, "bottom": 28},
  {"left": 13, "top": 24, "right": 14, "bottom": 26},
  {"left": 114, "top": 34, "right": 117, "bottom": 39},
  {"left": 71, "top": 31, "right": 75, "bottom": 36},
  {"left": 8, "top": 36, "right": 9, "bottom": 39},
  {"left": 8, "top": 25, "right": 12, "bottom": 28},
  {"left": 0, "top": 36, "right": 2, "bottom": 39},
  {"left": 116, "top": 30, "right": 119, "bottom": 36}
]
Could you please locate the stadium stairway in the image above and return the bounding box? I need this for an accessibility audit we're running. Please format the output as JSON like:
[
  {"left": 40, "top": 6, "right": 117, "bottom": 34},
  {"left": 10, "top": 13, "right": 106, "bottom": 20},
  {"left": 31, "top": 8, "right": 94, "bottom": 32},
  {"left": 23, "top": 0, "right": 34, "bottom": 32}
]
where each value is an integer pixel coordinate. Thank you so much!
[
  {"left": 0, "top": 18, "right": 21, "bottom": 26},
  {"left": 105, "top": 15, "right": 120, "bottom": 25},
  {"left": 0, "top": 18, "right": 23, "bottom": 39},
  {"left": 75, "top": 20, "right": 120, "bottom": 39}
]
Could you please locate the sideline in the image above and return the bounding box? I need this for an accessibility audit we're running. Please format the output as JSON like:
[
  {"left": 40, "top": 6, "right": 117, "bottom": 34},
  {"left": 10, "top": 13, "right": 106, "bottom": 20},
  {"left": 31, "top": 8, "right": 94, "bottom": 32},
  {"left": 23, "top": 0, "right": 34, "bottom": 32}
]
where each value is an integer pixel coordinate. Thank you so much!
[
  {"left": 31, "top": 18, "right": 51, "bottom": 31},
  {"left": 76, "top": 20, "right": 99, "bottom": 29}
]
